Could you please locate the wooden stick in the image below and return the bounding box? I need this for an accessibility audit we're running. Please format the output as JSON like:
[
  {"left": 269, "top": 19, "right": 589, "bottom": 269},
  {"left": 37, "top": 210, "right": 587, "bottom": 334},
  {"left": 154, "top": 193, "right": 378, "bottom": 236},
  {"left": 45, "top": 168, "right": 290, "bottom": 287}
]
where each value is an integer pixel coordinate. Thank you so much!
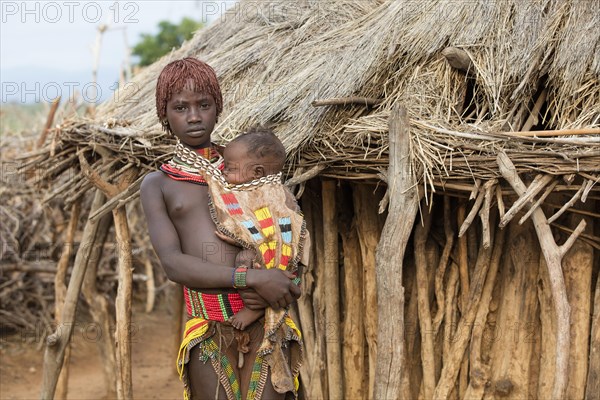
[
  {"left": 284, "top": 164, "right": 326, "bottom": 187},
  {"left": 433, "top": 196, "right": 454, "bottom": 335},
  {"left": 497, "top": 151, "right": 580, "bottom": 399},
  {"left": 478, "top": 180, "right": 496, "bottom": 248},
  {"left": 78, "top": 152, "right": 119, "bottom": 198},
  {"left": 499, "top": 174, "right": 554, "bottom": 228},
  {"left": 374, "top": 104, "right": 419, "bottom": 400},
  {"left": 442, "top": 262, "right": 459, "bottom": 379},
  {"left": 311, "top": 96, "right": 381, "bottom": 107},
  {"left": 457, "top": 204, "right": 470, "bottom": 312},
  {"left": 521, "top": 89, "right": 548, "bottom": 132},
  {"left": 322, "top": 180, "right": 343, "bottom": 400},
  {"left": 36, "top": 97, "right": 61, "bottom": 149},
  {"left": 40, "top": 189, "right": 104, "bottom": 399},
  {"left": 433, "top": 212, "right": 496, "bottom": 399},
  {"left": 498, "top": 128, "right": 600, "bottom": 137},
  {"left": 458, "top": 188, "right": 484, "bottom": 237},
  {"left": 581, "top": 179, "right": 594, "bottom": 203},
  {"left": 415, "top": 207, "right": 435, "bottom": 400},
  {"left": 519, "top": 180, "right": 558, "bottom": 225},
  {"left": 547, "top": 185, "right": 584, "bottom": 224},
  {"left": 53, "top": 202, "right": 81, "bottom": 400},
  {"left": 550, "top": 223, "right": 600, "bottom": 251},
  {"left": 88, "top": 175, "right": 144, "bottom": 222},
  {"left": 441, "top": 47, "right": 473, "bottom": 74},
  {"left": 496, "top": 185, "right": 505, "bottom": 219},
  {"left": 463, "top": 224, "right": 505, "bottom": 400}
]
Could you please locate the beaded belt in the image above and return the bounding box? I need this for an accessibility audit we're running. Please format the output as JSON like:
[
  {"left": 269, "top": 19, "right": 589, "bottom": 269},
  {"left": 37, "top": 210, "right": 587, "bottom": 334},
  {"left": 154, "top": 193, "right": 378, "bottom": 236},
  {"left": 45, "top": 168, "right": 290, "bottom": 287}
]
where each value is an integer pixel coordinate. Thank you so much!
[{"left": 184, "top": 286, "right": 245, "bottom": 322}]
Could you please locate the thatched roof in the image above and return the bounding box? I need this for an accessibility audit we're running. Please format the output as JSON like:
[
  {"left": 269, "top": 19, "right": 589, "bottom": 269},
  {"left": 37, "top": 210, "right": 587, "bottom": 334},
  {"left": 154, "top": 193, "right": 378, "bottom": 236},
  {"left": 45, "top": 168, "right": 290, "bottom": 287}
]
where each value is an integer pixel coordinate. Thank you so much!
[{"left": 24, "top": 0, "right": 599, "bottom": 206}]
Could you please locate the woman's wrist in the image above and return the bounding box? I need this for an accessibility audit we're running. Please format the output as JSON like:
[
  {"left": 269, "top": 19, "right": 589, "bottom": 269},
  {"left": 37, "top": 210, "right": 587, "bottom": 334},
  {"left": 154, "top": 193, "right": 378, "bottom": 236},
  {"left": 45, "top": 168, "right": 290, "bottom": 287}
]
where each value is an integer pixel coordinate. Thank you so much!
[
  {"left": 244, "top": 268, "right": 257, "bottom": 288},
  {"left": 232, "top": 266, "right": 248, "bottom": 289}
]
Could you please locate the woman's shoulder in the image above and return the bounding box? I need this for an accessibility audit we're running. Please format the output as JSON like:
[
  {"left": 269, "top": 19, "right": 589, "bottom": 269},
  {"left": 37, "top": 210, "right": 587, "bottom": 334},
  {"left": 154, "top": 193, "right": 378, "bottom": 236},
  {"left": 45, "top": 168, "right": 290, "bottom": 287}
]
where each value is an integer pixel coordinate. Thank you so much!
[{"left": 140, "top": 170, "right": 167, "bottom": 195}]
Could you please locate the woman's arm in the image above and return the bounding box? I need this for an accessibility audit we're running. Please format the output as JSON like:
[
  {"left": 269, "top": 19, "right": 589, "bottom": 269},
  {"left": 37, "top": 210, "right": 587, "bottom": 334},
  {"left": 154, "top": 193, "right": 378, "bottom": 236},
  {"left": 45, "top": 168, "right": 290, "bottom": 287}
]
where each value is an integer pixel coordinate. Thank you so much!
[{"left": 141, "top": 173, "right": 299, "bottom": 308}]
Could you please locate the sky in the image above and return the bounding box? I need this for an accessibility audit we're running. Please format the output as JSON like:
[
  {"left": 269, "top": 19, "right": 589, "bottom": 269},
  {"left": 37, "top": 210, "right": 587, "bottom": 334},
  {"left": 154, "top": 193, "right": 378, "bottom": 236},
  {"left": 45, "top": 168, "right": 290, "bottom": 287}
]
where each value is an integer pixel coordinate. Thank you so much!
[{"left": 1, "top": 0, "right": 236, "bottom": 103}]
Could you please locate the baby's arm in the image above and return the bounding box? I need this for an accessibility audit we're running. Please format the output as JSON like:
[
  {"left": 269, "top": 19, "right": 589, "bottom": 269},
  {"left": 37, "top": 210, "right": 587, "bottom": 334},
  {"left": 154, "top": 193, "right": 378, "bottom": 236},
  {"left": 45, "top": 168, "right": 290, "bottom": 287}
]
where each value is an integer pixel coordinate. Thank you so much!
[{"left": 230, "top": 248, "right": 265, "bottom": 330}]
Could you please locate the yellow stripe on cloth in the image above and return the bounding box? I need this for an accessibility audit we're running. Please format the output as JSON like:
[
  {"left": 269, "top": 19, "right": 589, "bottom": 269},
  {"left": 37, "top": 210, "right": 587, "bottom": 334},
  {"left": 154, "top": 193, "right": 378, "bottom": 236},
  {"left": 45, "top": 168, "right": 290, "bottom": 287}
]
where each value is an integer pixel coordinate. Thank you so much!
[
  {"left": 177, "top": 318, "right": 210, "bottom": 381},
  {"left": 283, "top": 315, "right": 302, "bottom": 392}
]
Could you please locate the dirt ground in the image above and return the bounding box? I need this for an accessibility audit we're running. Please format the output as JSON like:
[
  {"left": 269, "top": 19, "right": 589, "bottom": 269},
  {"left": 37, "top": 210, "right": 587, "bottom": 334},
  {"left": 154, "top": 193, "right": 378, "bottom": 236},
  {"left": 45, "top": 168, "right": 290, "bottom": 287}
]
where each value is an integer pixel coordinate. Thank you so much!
[{"left": 0, "top": 305, "right": 183, "bottom": 399}]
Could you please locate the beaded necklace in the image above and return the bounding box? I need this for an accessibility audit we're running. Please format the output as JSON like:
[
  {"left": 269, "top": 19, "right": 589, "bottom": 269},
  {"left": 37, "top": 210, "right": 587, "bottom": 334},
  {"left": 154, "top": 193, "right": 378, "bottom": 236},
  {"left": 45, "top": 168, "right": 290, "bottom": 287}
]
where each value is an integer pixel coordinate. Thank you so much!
[
  {"left": 160, "top": 140, "right": 223, "bottom": 185},
  {"left": 174, "top": 141, "right": 283, "bottom": 191}
]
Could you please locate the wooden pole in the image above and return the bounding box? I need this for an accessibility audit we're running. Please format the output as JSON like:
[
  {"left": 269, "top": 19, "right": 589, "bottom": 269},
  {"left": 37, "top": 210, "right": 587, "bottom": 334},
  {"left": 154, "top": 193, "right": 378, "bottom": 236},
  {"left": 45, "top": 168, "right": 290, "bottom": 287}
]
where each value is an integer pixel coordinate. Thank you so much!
[
  {"left": 309, "top": 184, "right": 329, "bottom": 399},
  {"left": 53, "top": 202, "right": 81, "bottom": 400},
  {"left": 414, "top": 207, "right": 435, "bottom": 400},
  {"left": 585, "top": 271, "right": 600, "bottom": 400},
  {"left": 113, "top": 203, "right": 134, "bottom": 400},
  {"left": 322, "top": 179, "right": 343, "bottom": 400},
  {"left": 295, "top": 192, "right": 323, "bottom": 398},
  {"left": 463, "top": 224, "right": 506, "bottom": 400},
  {"left": 353, "top": 185, "right": 382, "bottom": 399},
  {"left": 78, "top": 153, "right": 136, "bottom": 399},
  {"left": 564, "top": 212, "right": 594, "bottom": 399},
  {"left": 40, "top": 189, "right": 105, "bottom": 399},
  {"left": 81, "top": 211, "right": 116, "bottom": 397},
  {"left": 457, "top": 203, "right": 470, "bottom": 312},
  {"left": 486, "top": 220, "right": 540, "bottom": 399},
  {"left": 537, "top": 251, "right": 557, "bottom": 399},
  {"left": 498, "top": 152, "right": 585, "bottom": 400},
  {"left": 374, "top": 104, "right": 419, "bottom": 399},
  {"left": 341, "top": 190, "right": 365, "bottom": 399}
]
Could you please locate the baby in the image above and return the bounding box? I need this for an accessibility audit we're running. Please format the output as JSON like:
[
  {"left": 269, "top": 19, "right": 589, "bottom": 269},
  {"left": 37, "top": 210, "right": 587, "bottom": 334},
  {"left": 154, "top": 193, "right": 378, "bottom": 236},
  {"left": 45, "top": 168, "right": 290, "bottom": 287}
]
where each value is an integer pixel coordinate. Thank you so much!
[
  {"left": 175, "top": 125, "right": 309, "bottom": 369},
  {"left": 219, "top": 126, "right": 302, "bottom": 330}
]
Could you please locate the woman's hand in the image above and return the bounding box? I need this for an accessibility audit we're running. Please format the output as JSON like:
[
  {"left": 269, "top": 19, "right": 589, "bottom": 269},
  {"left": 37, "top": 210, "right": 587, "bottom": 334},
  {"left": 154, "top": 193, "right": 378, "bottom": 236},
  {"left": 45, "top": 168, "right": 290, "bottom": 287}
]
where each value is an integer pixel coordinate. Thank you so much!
[
  {"left": 246, "top": 269, "right": 300, "bottom": 310},
  {"left": 214, "top": 230, "right": 239, "bottom": 246},
  {"left": 238, "top": 289, "right": 269, "bottom": 310}
]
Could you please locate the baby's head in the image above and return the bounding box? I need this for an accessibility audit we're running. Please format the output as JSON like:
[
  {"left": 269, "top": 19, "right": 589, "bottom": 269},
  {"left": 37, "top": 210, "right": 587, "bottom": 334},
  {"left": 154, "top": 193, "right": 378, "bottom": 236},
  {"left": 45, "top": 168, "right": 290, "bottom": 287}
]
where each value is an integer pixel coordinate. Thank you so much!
[{"left": 222, "top": 126, "right": 286, "bottom": 185}]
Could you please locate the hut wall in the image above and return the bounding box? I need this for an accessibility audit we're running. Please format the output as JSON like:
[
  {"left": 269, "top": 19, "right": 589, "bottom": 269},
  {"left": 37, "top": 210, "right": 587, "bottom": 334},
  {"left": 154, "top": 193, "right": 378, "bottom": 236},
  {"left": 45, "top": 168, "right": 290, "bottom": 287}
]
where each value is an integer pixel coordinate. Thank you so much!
[{"left": 297, "top": 178, "right": 598, "bottom": 399}]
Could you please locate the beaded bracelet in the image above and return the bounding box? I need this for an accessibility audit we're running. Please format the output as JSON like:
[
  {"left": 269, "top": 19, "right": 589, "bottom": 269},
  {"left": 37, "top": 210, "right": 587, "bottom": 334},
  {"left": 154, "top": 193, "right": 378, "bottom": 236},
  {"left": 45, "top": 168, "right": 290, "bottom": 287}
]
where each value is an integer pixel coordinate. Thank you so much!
[{"left": 232, "top": 267, "right": 248, "bottom": 289}]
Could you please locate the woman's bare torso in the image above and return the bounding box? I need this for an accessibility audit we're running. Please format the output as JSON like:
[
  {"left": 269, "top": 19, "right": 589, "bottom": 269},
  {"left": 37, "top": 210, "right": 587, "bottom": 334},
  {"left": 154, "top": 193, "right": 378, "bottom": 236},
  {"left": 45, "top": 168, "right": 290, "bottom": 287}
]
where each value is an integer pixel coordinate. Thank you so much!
[{"left": 160, "top": 173, "right": 239, "bottom": 292}]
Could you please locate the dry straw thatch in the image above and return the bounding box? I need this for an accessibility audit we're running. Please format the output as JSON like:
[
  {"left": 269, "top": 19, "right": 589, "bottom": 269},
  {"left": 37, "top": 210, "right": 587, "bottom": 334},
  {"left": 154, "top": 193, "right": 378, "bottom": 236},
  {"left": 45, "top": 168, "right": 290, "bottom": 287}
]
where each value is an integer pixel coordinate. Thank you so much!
[{"left": 22, "top": 0, "right": 599, "bottom": 208}]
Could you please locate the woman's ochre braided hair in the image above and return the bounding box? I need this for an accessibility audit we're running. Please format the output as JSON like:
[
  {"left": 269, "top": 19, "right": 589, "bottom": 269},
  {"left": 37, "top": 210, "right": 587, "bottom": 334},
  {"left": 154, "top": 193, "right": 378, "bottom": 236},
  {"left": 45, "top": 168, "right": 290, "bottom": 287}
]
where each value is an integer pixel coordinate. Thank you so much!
[{"left": 155, "top": 57, "right": 223, "bottom": 132}]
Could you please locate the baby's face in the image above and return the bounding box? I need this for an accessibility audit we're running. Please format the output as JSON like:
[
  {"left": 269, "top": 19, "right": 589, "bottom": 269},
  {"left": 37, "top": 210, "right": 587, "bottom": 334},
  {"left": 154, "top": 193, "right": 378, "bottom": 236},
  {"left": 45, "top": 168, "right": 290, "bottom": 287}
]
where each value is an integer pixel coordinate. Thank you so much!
[{"left": 222, "top": 142, "right": 258, "bottom": 185}]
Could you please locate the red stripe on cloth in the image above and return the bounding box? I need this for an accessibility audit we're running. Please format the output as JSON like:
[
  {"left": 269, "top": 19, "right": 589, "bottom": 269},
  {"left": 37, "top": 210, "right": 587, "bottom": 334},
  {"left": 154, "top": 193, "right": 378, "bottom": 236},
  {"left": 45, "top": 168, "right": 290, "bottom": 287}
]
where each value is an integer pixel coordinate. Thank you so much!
[
  {"left": 263, "top": 249, "right": 276, "bottom": 265},
  {"left": 183, "top": 287, "right": 192, "bottom": 315},
  {"left": 279, "top": 254, "right": 290, "bottom": 268},
  {"left": 258, "top": 219, "right": 273, "bottom": 229},
  {"left": 185, "top": 320, "right": 208, "bottom": 337}
]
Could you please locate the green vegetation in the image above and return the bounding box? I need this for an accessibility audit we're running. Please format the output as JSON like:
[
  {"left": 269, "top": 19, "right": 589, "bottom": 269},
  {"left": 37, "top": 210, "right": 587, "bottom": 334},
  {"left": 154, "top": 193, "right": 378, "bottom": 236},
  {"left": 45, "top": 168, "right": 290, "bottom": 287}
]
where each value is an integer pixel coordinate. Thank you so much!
[
  {"left": 0, "top": 103, "right": 47, "bottom": 139},
  {"left": 132, "top": 17, "right": 204, "bottom": 67}
]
